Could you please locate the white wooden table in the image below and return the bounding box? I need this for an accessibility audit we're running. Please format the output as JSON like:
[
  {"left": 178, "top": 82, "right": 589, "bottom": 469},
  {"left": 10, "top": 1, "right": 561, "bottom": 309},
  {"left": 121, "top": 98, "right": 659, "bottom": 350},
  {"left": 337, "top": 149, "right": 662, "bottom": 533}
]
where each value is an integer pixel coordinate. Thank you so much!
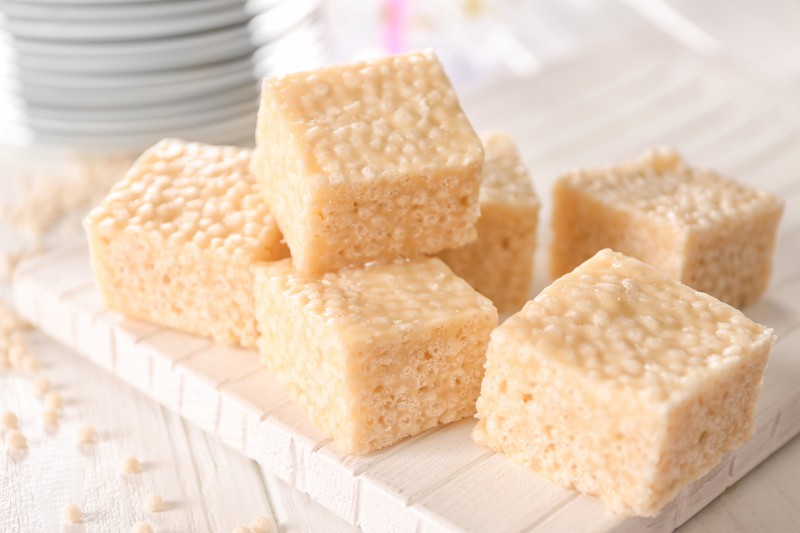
[{"left": 3, "top": 1, "right": 800, "bottom": 531}]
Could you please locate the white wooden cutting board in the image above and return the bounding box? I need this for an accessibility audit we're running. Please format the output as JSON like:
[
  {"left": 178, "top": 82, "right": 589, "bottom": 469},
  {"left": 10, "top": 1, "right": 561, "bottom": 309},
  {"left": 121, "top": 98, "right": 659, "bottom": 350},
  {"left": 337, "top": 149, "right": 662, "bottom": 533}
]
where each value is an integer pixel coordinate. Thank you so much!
[{"left": 12, "top": 31, "right": 800, "bottom": 532}]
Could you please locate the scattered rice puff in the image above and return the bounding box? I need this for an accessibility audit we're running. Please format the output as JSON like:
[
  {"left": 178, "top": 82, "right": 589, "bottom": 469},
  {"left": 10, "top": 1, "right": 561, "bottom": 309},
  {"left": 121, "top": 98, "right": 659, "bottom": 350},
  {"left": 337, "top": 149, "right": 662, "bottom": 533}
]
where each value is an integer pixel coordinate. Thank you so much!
[
  {"left": 61, "top": 503, "right": 82, "bottom": 524},
  {"left": 0, "top": 300, "right": 27, "bottom": 334},
  {"left": 144, "top": 494, "right": 165, "bottom": 513},
  {"left": 20, "top": 354, "right": 40, "bottom": 374},
  {"left": 44, "top": 391, "right": 62, "bottom": 410},
  {"left": 1, "top": 151, "right": 134, "bottom": 268},
  {"left": 1, "top": 410, "right": 18, "bottom": 430},
  {"left": 33, "top": 377, "right": 51, "bottom": 398},
  {"left": 250, "top": 516, "right": 277, "bottom": 533},
  {"left": 131, "top": 522, "right": 153, "bottom": 533},
  {"left": 4, "top": 429, "right": 26, "bottom": 450},
  {"left": 76, "top": 424, "right": 97, "bottom": 446},
  {"left": 120, "top": 455, "right": 142, "bottom": 475},
  {"left": 42, "top": 409, "right": 59, "bottom": 428},
  {"left": 8, "top": 344, "right": 26, "bottom": 369}
]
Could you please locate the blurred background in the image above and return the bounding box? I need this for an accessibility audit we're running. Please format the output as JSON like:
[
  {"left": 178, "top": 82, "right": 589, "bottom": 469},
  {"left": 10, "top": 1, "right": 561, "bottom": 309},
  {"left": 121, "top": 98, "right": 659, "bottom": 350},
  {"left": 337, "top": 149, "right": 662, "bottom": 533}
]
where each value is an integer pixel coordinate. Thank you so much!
[
  {"left": 2, "top": 0, "right": 800, "bottom": 152},
  {"left": 1, "top": 0, "right": 799, "bottom": 276}
]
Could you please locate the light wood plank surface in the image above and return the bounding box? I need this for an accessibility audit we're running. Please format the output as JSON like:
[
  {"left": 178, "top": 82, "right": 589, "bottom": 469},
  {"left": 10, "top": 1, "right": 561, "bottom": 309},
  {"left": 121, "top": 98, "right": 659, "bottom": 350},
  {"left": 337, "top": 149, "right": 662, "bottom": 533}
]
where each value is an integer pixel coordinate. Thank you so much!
[{"left": 0, "top": 332, "right": 276, "bottom": 533}]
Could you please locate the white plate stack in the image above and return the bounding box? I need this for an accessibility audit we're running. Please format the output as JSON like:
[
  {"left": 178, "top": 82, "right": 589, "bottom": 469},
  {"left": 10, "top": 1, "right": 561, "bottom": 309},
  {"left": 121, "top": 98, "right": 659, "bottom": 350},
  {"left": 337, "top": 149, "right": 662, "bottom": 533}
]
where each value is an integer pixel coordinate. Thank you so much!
[{"left": 0, "top": 0, "right": 326, "bottom": 152}]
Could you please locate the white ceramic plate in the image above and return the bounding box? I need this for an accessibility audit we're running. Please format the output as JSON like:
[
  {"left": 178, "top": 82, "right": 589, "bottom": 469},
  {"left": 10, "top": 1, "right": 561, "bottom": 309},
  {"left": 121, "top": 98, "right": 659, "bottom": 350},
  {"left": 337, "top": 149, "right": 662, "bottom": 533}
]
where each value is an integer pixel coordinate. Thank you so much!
[
  {"left": 24, "top": 98, "right": 258, "bottom": 135},
  {"left": 1, "top": 4, "right": 249, "bottom": 41},
  {"left": 5, "top": 0, "right": 161, "bottom": 5},
  {"left": 23, "top": 83, "right": 258, "bottom": 122},
  {"left": 12, "top": 67, "right": 257, "bottom": 108},
  {"left": 3, "top": 4, "right": 320, "bottom": 70},
  {"left": 13, "top": 56, "right": 255, "bottom": 90},
  {"left": 10, "top": 34, "right": 254, "bottom": 73},
  {"left": 0, "top": 0, "right": 237, "bottom": 22},
  {"left": 10, "top": 23, "right": 253, "bottom": 59},
  {"left": 23, "top": 113, "right": 257, "bottom": 152}
]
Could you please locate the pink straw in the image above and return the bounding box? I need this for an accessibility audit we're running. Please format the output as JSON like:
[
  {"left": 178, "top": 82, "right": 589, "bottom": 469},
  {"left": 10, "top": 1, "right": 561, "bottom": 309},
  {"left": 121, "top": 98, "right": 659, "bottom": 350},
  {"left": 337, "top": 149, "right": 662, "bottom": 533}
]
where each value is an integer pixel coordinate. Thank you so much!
[{"left": 383, "top": 0, "right": 407, "bottom": 54}]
